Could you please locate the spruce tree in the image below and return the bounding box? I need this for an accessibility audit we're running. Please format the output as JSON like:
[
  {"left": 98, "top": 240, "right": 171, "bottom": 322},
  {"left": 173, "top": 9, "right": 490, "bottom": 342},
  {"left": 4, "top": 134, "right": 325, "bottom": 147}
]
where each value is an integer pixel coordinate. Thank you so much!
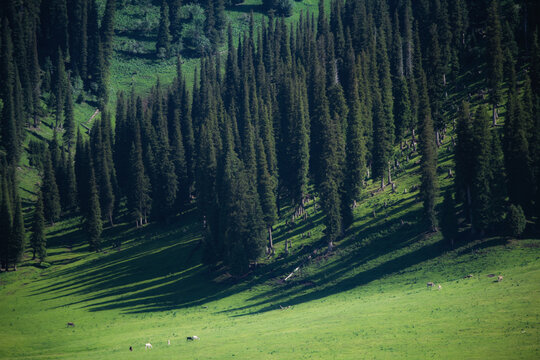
[
  {"left": 488, "top": 129, "right": 506, "bottom": 227},
  {"left": 63, "top": 76, "right": 76, "bottom": 150},
  {"left": 486, "top": 0, "right": 503, "bottom": 126},
  {"left": 0, "top": 174, "right": 13, "bottom": 270},
  {"left": 86, "top": 164, "right": 102, "bottom": 251},
  {"left": 128, "top": 124, "right": 151, "bottom": 227},
  {"left": 75, "top": 130, "right": 90, "bottom": 216},
  {"left": 1, "top": 20, "right": 21, "bottom": 165},
  {"left": 220, "top": 136, "right": 266, "bottom": 274},
  {"left": 440, "top": 188, "right": 458, "bottom": 248},
  {"left": 156, "top": 0, "right": 172, "bottom": 58},
  {"left": 10, "top": 191, "right": 25, "bottom": 268},
  {"left": 345, "top": 65, "right": 366, "bottom": 208},
  {"left": 29, "top": 30, "right": 41, "bottom": 128},
  {"left": 171, "top": 109, "right": 189, "bottom": 210},
  {"left": 86, "top": 0, "right": 101, "bottom": 86},
  {"left": 471, "top": 106, "right": 492, "bottom": 235},
  {"left": 100, "top": 0, "right": 116, "bottom": 69},
  {"left": 31, "top": 191, "right": 47, "bottom": 261},
  {"left": 53, "top": 48, "right": 66, "bottom": 129},
  {"left": 455, "top": 101, "right": 474, "bottom": 224},
  {"left": 41, "top": 148, "right": 61, "bottom": 226},
  {"left": 503, "top": 87, "right": 531, "bottom": 211},
  {"left": 418, "top": 72, "right": 438, "bottom": 231},
  {"left": 256, "top": 138, "right": 277, "bottom": 253}
]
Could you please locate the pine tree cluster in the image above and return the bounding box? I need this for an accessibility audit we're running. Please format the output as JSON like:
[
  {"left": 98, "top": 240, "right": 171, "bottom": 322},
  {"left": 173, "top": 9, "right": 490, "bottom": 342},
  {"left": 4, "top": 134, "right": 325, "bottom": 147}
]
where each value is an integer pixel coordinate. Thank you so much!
[{"left": 1, "top": 0, "right": 540, "bottom": 272}]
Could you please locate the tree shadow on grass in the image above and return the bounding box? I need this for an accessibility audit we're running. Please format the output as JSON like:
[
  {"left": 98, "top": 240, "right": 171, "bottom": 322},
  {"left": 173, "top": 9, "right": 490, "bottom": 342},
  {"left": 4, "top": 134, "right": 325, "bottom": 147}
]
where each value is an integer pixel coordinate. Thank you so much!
[
  {"left": 28, "top": 189, "right": 506, "bottom": 317},
  {"left": 218, "top": 206, "right": 446, "bottom": 316},
  {"left": 116, "top": 50, "right": 157, "bottom": 60},
  {"left": 226, "top": 4, "right": 264, "bottom": 15}
]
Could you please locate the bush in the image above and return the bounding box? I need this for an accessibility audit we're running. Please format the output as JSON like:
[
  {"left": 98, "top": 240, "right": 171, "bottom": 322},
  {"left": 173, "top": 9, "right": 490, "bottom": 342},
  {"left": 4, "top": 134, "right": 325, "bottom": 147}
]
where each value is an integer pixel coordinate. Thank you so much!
[
  {"left": 275, "top": 0, "right": 293, "bottom": 16},
  {"left": 263, "top": 0, "right": 293, "bottom": 17},
  {"left": 507, "top": 204, "right": 526, "bottom": 238}
]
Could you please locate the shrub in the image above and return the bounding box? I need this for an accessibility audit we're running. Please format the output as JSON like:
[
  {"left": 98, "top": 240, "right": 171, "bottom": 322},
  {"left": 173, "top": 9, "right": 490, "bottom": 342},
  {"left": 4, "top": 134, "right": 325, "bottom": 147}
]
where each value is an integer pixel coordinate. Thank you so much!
[{"left": 263, "top": 0, "right": 293, "bottom": 17}]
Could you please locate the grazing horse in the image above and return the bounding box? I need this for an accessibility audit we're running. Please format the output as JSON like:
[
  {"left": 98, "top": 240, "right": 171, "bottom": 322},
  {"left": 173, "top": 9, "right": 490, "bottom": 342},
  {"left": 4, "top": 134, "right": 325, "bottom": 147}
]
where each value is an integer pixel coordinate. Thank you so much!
[
  {"left": 427, "top": 282, "right": 435, "bottom": 289},
  {"left": 187, "top": 336, "right": 200, "bottom": 341},
  {"left": 145, "top": 343, "right": 152, "bottom": 349},
  {"left": 67, "top": 322, "right": 75, "bottom": 327}
]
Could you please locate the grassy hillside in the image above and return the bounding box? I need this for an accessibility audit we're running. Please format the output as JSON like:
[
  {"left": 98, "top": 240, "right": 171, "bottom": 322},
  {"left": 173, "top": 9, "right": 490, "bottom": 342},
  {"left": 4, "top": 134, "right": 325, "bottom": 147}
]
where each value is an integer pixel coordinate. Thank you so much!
[
  {"left": 1, "top": 134, "right": 539, "bottom": 359},
  {"left": 110, "top": 0, "right": 326, "bottom": 100},
  {"left": 3, "top": 1, "right": 539, "bottom": 359}
]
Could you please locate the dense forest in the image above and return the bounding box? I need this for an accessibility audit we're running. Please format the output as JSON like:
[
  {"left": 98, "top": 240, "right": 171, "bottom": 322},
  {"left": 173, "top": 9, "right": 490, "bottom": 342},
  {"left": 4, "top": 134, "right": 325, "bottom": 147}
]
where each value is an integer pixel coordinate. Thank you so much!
[{"left": 1, "top": 0, "right": 539, "bottom": 274}]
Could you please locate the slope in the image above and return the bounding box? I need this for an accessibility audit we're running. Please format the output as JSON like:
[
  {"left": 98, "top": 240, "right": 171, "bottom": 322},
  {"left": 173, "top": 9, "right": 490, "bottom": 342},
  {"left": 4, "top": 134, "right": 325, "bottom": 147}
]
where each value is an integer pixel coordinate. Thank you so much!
[{"left": 1, "top": 135, "right": 539, "bottom": 359}]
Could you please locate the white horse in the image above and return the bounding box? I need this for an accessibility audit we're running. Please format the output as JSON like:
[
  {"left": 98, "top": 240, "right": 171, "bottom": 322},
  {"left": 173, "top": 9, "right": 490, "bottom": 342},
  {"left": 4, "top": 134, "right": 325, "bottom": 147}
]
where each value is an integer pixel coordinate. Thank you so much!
[{"left": 145, "top": 343, "right": 152, "bottom": 349}]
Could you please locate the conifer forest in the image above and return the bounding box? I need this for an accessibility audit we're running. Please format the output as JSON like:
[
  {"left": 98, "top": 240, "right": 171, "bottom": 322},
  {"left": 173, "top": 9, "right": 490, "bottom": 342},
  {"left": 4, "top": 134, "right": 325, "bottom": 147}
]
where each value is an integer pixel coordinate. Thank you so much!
[{"left": 0, "top": 0, "right": 539, "bottom": 358}]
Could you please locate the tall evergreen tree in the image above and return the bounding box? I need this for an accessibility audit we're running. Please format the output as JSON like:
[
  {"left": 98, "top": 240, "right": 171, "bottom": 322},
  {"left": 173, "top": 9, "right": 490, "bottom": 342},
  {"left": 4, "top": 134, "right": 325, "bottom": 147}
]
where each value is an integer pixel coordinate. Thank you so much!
[
  {"left": 418, "top": 72, "right": 439, "bottom": 231},
  {"left": 41, "top": 148, "right": 61, "bottom": 226},
  {"left": 86, "top": 0, "right": 101, "bottom": 86},
  {"left": 31, "top": 190, "right": 47, "bottom": 261},
  {"left": 63, "top": 150, "right": 78, "bottom": 212},
  {"left": 75, "top": 130, "right": 91, "bottom": 216},
  {"left": 486, "top": 0, "right": 503, "bottom": 126},
  {"left": 345, "top": 62, "right": 366, "bottom": 208},
  {"left": 63, "top": 76, "right": 76, "bottom": 150},
  {"left": 128, "top": 124, "right": 151, "bottom": 227},
  {"left": 220, "top": 134, "right": 266, "bottom": 274},
  {"left": 10, "top": 191, "right": 25, "bottom": 268},
  {"left": 0, "top": 173, "right": 13, "bottom": 270},
  {"left": 503, "top": 81, "right": 531, "bottom": 211},
  {"left": 256, "top": 138, "right": 277, "bottom": 253},
  {"left": 156, "top": 0, "right": 172, "bottom": 58},
  {"left": 53, "top": 48, "right": 66, "bottom": 129},
  {"left": 455, "top": 101, "right": 474, "bottom": 225},
  {"left": 86, "top": 163, "right": 102, "bottom": 251},
  {"left": 440, "top": 188, "right": 458, "bottom": 248},
  {"left": 1, "top": 20, "right": 21, "bottom": 164},
  {"left": 100, "top": 0, "right": 116, "bottom": 69},
  {"left": 470, "top": 106, "right": 492, "bottom": 235}
]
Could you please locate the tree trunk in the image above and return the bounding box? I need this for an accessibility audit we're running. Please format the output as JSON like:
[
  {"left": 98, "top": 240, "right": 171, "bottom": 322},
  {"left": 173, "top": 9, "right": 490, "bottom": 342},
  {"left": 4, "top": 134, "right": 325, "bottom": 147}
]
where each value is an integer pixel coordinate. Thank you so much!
[
  {"left": 387, "top": 164, "right": 392, "bottom": 185},
  {"left": 466, "top": 185, "right": 474, "bottom": 233},
  {"left": 411, "top": 128, "right": 416, "bottom": 143},
  {"left": 32, "top": 250, "right": 36, "bottom": 260},
  {"left": 268, "top": 225, "right": 274, "bottom": 252},
  {"left": 381, "top": 174, "right": 385, "bottom": 189},
  {"left": 328, "top": 241, "right": 334, "bottom": 252},
  {"left": 492, "top": 103, "right": 498, "bottom": 126},
  {"left": 276, "top": 192, "right": 281, "bottom": 217},
  {"left": 285, "top": 238, "right": 289, "bottom": 254},
  {"left": 109, "top": 213, "right": 114, "bottom": 227}
]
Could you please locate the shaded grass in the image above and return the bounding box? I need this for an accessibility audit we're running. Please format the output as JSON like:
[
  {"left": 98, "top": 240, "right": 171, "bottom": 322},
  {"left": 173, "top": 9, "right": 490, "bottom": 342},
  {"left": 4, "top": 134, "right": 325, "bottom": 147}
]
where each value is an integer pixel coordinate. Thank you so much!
[{"left": 2, "top": 128, "right": 539, "bottom": 358}]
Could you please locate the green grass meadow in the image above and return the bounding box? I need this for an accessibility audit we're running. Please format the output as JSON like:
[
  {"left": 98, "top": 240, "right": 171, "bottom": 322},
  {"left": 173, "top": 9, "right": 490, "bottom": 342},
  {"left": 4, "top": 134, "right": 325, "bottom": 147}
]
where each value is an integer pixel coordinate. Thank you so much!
[
  {"left": 2, "top": 1, "right": 539, "bottom": 359},
  {"left": 1, "top": 137, "right": 539, "bottom": 359}
]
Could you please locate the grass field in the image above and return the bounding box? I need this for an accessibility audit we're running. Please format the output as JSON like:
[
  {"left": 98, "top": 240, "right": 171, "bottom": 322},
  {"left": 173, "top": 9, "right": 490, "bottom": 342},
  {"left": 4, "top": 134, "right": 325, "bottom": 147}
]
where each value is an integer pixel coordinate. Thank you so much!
[
  {"left": 3, "top": 1, "right": 539, "bottom": 359},
  {"left": 1, "top": 135, "right": 539, "bottom": 359}
]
